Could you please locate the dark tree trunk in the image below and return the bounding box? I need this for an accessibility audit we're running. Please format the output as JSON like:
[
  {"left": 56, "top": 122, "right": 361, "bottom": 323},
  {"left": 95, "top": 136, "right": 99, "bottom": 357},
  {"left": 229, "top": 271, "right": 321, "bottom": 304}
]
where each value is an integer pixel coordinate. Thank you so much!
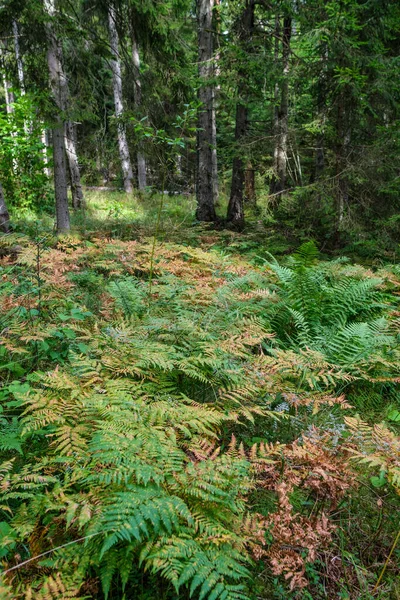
[
  {"left": 227, "top": 104, "right": 247, "bottom": 226},
  {"left": 65, "top": 121, "right": 84, "bottom": 209},
  {"left": 196, "top": 0, "right": 216, "bottom": 222},
  {"left": 45, "top": 0, "right": 71, "bottom": 232},
  {"left": 0, "top": 182, "right": 10, "bottom": 233},
  {"left": 245, "top": 162, "right": 256, "bottom": 204},
  {"left": 226, "top": 0, "right": 255, "bottom": 226},
  {"left": 270, "top": 15, "right": 292, "bottom": 197},
  {"left": 335, "top": 99, "right": 350, "bottom": 229}
]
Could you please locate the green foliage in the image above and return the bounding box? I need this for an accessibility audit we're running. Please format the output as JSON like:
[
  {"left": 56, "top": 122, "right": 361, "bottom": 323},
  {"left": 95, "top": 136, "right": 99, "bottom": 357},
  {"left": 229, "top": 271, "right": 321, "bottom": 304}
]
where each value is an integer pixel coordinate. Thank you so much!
[
  {"left": 0, "top": 94, "right": 52, "bottom": 212},
  {"left": 0, "top": 229, "right": 399, "bottom": 599}
]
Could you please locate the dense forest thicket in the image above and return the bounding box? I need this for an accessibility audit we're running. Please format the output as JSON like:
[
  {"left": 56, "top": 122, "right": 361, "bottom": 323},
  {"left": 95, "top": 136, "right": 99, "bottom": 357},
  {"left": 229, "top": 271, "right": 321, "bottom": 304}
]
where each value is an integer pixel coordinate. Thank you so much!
[{"left": 0, "top": 0, "right": 399, "bottom": 599}]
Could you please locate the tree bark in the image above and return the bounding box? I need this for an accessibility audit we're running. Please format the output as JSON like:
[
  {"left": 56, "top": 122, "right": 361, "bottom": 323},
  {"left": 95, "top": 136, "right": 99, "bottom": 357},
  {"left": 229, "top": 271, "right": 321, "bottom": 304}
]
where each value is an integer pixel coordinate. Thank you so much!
[
  {"left": 270, "top": 15, "right": 292, "bottom": 197},
  {"left": 245, "top": 162, "right": 256, "bottom": 203},
  {"left": 0, "top": 43, "right": 15, "bottom": 115},
  {"left": 65, "top": 121, "right": 84, "bottom": 208},
  {"left": 335, "top": 100, "right": 350, "bottom": 228},
  {"left": 45, "top": 0, "right": 71, "bottom": 232},
  {"left": 42, "top": 129, "right": 52, "bottom": 178},
  {"left": 13, "top": 20, "right": 25, "bottom": 95},
  {"left": 108, "top": 3, "right": 134, "bottom": 193},
  {"left": 0, "top": 182, "right": 10, "bottom": 233},
  {"left": 132, "top": 34, "right": 146, "bottom": 191},
  {"left": 52, "top": 124, "right": 70, "bottom": 232},
  {"left": 226, "top": 0, "right": 255, "bottom": 226},
  {"left": 196, "top": 0, "right": 216, "bottom": 221},
  {"left": 211, "top": 0, "right": 221, "bottom": 204},
  {"left": 45, "top": 0, "right": 83, "bottom": 213}
]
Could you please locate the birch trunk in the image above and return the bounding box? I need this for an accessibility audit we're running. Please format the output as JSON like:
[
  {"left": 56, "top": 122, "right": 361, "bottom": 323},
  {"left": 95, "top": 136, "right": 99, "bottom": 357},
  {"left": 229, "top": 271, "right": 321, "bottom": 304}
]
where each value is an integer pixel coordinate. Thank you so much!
[
  {"left": 41, "top": 129, "right": 51, "bottom": 178},
  {"left": 227, "top": 0, "right": 255, "bottom": 226},
  {"left": 270, "top": 16, "right": 292, "bottom": 197},
  {"left": 132, "top": 35, "right": 146, "bottom": 190},
  {"left": 52, "top": 124, "right": 70, "bottom": 232},
  {"left": 196, "top": 0, "right": 216, "bottom": 221},
  {"left": 108, "top": 4, "right": 133, "bottom": 193},
  {"left": 13, "top": 20, "right": 25, "bottom": 95},
  {"left": 0, "top": 43, "right": 15, "bottom": 115},
  {"left": 0, "top": 182, "right": 10, "bottom": 233},
  {"left": 45, "top": 0, "right": 70, "bottom": 232}
]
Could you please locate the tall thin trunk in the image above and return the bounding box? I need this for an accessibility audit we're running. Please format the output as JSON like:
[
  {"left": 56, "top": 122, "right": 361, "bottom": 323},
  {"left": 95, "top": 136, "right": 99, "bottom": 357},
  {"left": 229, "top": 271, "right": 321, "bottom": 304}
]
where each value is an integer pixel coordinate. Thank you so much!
[
  {"left": 52, "top": 125, "right": 70, "bottom": 232},
  {"left": 108, "top": 4, "right": 133, "bottom": 193},
  {"left": 211, "top": 0, "right": 220, "bottom": 204},
  {"left": 245, "top": 162, "right": 256, "bottom": 203},
  {"left": 0, "top": 43, "right": 15, "bottom": 115},
  {"left": 335, "top": 100, "right": 350, "bottom": 228},
  {"left": 41, "top": 129, "right": 51, "bottom": 178},
  {"left": 65, "top": 121, "right": 84, "bottom": 208},
  {"left": 270, "top": 15, "right": 292, "bottom": 197},
  {"left": 226, "top": 0, "right": 255, "bottom": 226},
  {"left": 0, "top": 182, "right": 10, "bottom": 233},
  {"left": 45, "top": 0, "right": 83, "bottom": 212},
  {"left": 132, "top": 34, "right": 146, "bottom": 191},
  {"left": 45, "top": 0, "right": 70, "bottom": 232},
  {"left": 311, "top": 44, "right": 328, "bottom": 184},
  {"left": 13, "top": 20, "right": 25, "bottom": 95},
  {"left": 196, "top": 0, "right": 216, "bottom": 222}
]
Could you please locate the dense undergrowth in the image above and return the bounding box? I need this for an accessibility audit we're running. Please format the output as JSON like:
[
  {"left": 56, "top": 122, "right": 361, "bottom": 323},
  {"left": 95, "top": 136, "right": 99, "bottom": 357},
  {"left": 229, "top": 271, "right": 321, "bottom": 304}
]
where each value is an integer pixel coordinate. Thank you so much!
[{"left": 0, "top": 194, "right": 400, "bottom": 599}]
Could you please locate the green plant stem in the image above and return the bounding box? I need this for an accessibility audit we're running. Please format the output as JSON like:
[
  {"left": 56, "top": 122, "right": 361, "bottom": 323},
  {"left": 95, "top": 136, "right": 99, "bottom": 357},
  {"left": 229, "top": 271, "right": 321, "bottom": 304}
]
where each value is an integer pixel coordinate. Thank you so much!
[{"left": 373, "top": 527, "right": 400, "bottom": 594}]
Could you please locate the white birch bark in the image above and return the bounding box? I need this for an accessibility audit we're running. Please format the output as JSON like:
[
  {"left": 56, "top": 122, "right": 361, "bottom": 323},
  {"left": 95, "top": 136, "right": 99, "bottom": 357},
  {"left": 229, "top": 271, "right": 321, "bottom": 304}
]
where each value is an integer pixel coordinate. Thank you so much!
[
  {"left": 132, "top": 35, "right": 146, "bottom": 190},
  {"left": 108, "top": 4, "right": 133, "bottom": 193},
  {"left": 41, "top": 129, "right": 52, "bottom": 178},
  {"left": 13, "top": 20, "right": 25, "bottom": 95}
]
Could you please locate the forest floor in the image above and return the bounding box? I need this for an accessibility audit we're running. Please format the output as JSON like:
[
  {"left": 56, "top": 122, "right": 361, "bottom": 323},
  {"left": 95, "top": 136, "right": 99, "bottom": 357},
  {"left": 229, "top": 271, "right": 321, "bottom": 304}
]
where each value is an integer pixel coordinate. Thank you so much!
[{"left": 1, "top": 191, "right": 399, "bottom": 599}]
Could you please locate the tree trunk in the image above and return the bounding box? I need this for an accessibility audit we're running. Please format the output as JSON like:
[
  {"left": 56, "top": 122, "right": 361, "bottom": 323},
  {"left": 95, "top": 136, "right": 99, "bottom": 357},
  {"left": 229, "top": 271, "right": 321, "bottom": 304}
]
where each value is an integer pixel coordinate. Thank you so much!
[
  {"left": 13, "top": 20, "right": 25, "bottom": 95},
  {"left": 132, "top": 34, "right": 146, "bottom": 191},
  {"left": 65, "top": 121, "right": 84, "bottom": 208},
  {"left": 270, "top": 15, "right": 292, "bottom": 197},
  {"left": 335, "top": 101, "right": 350, "bottom": 229},
  {"left": 42, "top": 129, "right": 52, "bottom": 177},
  {"left": 0, "top": 43, "right": 15, "bottom": 115},
  {"left": 211, "top": 0, "right": 221, "bottom": 204},
  {"left": 196, "top": 0, "right": 216, "bottom": 222},
  {"left": 226, "top": 0, "right": 255, "bottom": 226},
  {"left": 45, "top": 0, "right": 71, "bottom": 232},
  {"left": 245, "top": 162, "right": 256, "bottom": 203},
  {"left": 45, "top": 0, "right": 83, "bottom": 213},
  {"left": 0, "top": 182, "right": 10, "bottom": 233},
  {"left": 52, "top": 124, "right": 70, "bottom": 232},
  {"left": 108, "top": 4, "right": 134, "bottom": 193}
]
